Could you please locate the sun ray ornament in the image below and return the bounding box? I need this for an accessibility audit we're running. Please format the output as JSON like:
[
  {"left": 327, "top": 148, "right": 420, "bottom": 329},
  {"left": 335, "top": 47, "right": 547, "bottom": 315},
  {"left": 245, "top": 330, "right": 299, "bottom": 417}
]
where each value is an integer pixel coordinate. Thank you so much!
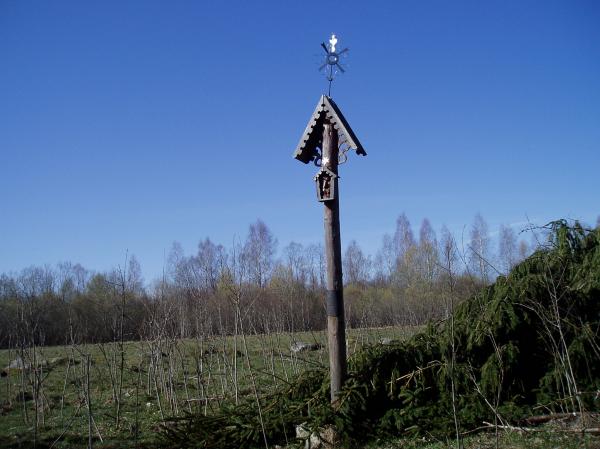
[{"left": 319, "top": 33, "right": 349, "bottom": 97}]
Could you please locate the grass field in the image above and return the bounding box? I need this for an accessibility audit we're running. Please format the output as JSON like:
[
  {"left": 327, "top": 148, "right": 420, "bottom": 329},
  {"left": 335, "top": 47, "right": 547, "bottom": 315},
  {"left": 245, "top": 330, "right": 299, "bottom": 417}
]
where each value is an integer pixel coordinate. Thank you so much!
[
  {"left": 2, "top": 326, "right": 597, "bottom": 449},
  {"left": 0, "top": 327, "right": 414, "bottom": 448},
  {"left": 366, "top": 431, "right": 600, "bottom": 449}
]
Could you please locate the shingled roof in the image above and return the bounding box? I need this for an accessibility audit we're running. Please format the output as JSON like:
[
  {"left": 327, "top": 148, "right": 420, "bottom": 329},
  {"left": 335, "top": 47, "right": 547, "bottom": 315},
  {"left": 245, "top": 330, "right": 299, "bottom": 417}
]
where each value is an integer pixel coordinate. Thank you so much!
[{"left": 293, "top": 95, "right": 367, "bottom": 164}]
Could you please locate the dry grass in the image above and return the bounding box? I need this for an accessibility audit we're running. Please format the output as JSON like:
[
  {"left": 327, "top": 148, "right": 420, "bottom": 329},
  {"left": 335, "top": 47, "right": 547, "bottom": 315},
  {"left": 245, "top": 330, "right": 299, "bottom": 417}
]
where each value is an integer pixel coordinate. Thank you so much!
[{"left": 0, "top": 326, "right": 415, "bottom": 448}]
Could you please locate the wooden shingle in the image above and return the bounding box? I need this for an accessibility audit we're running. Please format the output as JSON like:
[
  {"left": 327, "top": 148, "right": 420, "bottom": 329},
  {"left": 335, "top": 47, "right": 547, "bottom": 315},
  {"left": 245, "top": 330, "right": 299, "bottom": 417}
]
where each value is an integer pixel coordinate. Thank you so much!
[{"left": 293, "top": 95, "right": 366, "bottom": 164}]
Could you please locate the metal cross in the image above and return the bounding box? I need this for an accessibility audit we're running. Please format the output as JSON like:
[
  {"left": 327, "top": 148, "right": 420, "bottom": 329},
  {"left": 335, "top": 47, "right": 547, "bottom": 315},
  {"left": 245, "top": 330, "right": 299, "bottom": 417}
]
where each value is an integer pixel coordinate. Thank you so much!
[{"left": 319, "top": 33, "right": 349, "bottom": 97}]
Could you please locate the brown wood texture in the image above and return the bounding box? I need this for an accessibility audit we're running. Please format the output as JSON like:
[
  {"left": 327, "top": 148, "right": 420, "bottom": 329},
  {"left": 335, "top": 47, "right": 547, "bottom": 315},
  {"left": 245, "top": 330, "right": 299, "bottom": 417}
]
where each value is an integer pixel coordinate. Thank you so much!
[{"left": 322, "top": 123, "right": 347, "bottom": 403}]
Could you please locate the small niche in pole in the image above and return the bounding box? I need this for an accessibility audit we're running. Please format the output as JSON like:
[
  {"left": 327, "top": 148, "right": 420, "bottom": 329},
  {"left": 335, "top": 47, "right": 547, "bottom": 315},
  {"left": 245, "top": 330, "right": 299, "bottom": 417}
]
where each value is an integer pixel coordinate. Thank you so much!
[{"left": 315, "top": 168, "right": 337, "bottom": 202}]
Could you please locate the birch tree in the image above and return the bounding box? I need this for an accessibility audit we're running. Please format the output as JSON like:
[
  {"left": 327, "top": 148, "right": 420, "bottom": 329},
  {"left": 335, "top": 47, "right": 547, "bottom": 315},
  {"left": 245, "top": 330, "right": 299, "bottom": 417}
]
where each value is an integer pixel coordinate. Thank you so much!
[
  {"left": 469, "top": 213, "right": 492, "bottom": 282},
  {"left": 498, "top": 224, "right": 518, "bottom": 274},
  {"left": 243, "top": 220, "right": 277, "bottom": 288}
]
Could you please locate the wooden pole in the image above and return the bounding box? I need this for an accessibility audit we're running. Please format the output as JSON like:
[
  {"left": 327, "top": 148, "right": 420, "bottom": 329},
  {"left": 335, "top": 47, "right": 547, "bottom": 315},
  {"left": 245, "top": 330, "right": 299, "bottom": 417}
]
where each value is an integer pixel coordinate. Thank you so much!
[{"left": 322, "top": 122, "right": 347, "bottom": 404}]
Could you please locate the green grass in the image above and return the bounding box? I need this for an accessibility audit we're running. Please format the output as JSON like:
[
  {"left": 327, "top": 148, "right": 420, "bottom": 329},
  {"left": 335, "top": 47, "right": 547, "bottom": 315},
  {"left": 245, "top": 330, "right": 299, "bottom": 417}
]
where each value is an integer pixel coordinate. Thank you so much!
[
  {"left": 0, "top": 326, "right": 413, "bottom": 448},
  {"left": 2, "top": 326, "right": 598, "bottom": 449},
  {"left": 363, "top": 430, "right": 600, "bottom": 449}
]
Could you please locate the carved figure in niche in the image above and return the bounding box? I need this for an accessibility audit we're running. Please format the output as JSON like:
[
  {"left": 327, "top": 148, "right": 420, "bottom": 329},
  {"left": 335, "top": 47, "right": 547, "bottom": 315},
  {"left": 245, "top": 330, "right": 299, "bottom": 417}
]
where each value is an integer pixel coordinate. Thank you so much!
[{"left": 321, "top": 175, "right": 331, "bottom": 199}]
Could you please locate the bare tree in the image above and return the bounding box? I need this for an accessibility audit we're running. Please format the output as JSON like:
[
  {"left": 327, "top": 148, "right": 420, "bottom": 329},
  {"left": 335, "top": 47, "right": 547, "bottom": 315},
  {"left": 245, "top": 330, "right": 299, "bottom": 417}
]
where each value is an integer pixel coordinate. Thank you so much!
[
  {"left": 197, "top": 238, "right": 226, "bottom": 292},
  {"left": 72, "top": 263, "right": 91, "bottom": 293},
  {"left": 393, "top": 213, "right": 415, "bottom": 265},
  {"left": 498, "top": 224, "right": 518, "bottom": 274},
  {"left": 126, "top": 255, "right": 145, "bottom": 296},
  {"left": 374, "top": 233, "right": 395, "bottom": 283},
  {"left": 243, "top": 220, "right": 277, "bottom": 288},
  {"left": 343, "top": 240, "right": 371, "bottom": 285},
  {"left": 439, "top": 224, "right": 462, "bottom": 447},
  {"left": 469, "top": 213, "right": 492, "bottom": 283},
  {"left": 417, "top": 218, "right": 439, "bottom": 282},
  {"left": 305, "top": 243, "right": 325, "bottom": 289},
  {"left": 439, "top": 225, "right": 459, "bottom": 310},
  {"left": 392, "top": 213, "right": 417, "bottom": 289},
  {"left": 518, "top": 240, "right": 529, "bottom": 262},
  {"left": 56, "top": 262, "right": 90, "bottom": 296},
  {"left": 283, "top": 242, "right": 307, "bottom": 285}
]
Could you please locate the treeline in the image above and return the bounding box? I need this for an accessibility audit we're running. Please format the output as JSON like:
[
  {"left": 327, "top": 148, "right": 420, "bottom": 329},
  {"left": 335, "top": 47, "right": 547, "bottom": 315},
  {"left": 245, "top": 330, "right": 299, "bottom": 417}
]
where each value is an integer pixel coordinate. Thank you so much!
[
  {"left": 163, "top": 221, "right": 600, "bottom": 448},
  {"left": 0, "top": 213, "right": 535, "bottom": 349}
]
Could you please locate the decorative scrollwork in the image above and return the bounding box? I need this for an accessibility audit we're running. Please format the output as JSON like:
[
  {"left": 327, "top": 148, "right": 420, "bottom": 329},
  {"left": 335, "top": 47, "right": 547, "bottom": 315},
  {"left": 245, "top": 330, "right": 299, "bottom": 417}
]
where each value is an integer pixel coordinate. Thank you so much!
[
  {"left": 313, "top": 148, "right": 323, "bottom": 167},
  {"left": 338, "top": 141, "right": 352, "bottom": 165}
]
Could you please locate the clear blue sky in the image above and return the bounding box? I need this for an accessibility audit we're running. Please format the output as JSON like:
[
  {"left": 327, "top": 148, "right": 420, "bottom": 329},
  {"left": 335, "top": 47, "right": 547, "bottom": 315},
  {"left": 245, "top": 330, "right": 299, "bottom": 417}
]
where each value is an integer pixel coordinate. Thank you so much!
[{"left": 1, "top": 0, "right": 599, "bottom": 282}]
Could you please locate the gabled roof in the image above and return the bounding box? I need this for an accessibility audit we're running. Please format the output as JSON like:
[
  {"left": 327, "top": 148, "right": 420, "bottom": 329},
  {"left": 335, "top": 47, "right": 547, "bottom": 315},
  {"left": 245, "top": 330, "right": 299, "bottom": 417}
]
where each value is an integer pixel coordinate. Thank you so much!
[
  {"left": 313, "top": 166, "right": 338, "bottom": 181},
  {"left": 293, "top": 95, "right": 367, "bottom": 164}
]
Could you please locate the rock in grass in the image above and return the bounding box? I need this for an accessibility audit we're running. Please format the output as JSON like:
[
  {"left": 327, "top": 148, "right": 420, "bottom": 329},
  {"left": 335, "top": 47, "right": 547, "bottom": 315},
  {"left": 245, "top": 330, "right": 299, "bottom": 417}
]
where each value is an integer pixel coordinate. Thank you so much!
[
  {"left": 4, "top": 357, "right": 48, "bottom": 371},
  {"left": 296, "top": 423, "right": 339, "bottom": 449},
  {"left": 296, "top": 422, "right": 311, "bottom": 439},
  {"left": 49, "top": 356, "right": 68, "bottom": 366},
  {"left": 379, "top": 337, "right": 397, "bottom": 345},
  {"left": 6, "top": 357, "right": 29, "bottom": 370},
  {"left": 296, "top": 423, "right": 320, "bottom": 449},
  {"left": 290, "top": 342, "right": 322, "bottom": 353}
]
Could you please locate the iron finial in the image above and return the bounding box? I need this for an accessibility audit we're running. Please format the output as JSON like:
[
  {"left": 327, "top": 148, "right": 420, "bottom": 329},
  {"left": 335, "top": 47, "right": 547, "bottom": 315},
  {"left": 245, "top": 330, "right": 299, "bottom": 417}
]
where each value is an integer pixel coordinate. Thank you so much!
[{"left": 319, "top": 33, "right": 348, "bottom": 97}]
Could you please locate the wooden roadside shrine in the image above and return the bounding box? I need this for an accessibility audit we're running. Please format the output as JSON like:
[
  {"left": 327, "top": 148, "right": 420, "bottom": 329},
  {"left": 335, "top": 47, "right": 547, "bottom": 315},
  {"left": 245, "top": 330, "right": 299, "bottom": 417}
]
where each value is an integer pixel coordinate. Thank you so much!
[{"left": 293, "top": 94, "right": 366, "bottom": 403}]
